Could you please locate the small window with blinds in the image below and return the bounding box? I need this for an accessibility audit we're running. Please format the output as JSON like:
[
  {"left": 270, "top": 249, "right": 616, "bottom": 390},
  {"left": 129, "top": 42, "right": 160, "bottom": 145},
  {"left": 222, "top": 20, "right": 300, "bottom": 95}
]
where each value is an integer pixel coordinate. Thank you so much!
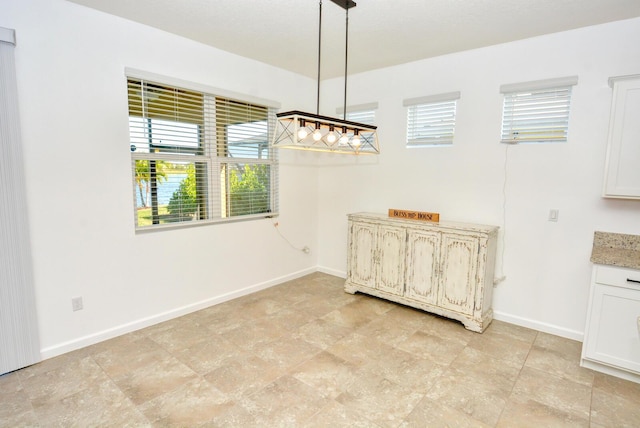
[
  {"left": 336, "top": 103, "right": 377, "bottom": 149},
  {"left": 336, "top": 102, "right": 377, "bottom": 126},
  {"left": 500, "top": 76, "right": 578, "bottom": 144},
  {"left": 127, "top": 77, "right": 277, "bottom": 229},
  {"left": 345, "top": 109, "right": 375, "bottom": 125},
  {"left": 404, "top": 92, "right": 459, "bottom": 147}
]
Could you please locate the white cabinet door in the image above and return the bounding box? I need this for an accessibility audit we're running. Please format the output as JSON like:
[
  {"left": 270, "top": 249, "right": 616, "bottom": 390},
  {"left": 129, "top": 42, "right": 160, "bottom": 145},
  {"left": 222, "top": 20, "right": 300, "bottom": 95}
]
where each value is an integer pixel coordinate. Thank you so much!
[
  {"left": 376, "top": 225, "right": 406, "bottom": 295},
  {"left": 584, "top": 283, "right": 640, "bottom": 373},
  {"left": 439, "top": 233, "right": 479, "bottom": 315},
  {"left": 405, "top": 229, "right": 440, "bottom": 305},
  {"left": 603, "top": 76, "right": 640, "bottom": 199},
  {"left": 348, "top": 221, "right": 377, "bottom": 288}
]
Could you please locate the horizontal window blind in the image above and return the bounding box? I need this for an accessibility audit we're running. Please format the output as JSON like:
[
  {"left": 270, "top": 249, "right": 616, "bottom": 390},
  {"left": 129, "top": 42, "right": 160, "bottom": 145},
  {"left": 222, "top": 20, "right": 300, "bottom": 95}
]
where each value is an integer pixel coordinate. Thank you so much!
[
  {"left": 405, "top": 93, "right": 459, "bottom": 147},
  {"left": 500, "top": 77, "right": 577, "bottom": 144},
  {"left": 127, "top": 78, "right": 277, "bottom": 229},
  {"left": 336, "top": 102, "right": 378, "bottom": 126},
  {"left": 345, "top": 109, "right": 375, "bottom": 125}
]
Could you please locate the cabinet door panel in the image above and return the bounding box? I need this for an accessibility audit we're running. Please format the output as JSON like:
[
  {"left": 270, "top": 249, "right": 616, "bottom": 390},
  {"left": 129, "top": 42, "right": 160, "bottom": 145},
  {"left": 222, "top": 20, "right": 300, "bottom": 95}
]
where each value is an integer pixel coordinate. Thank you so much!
[
  {"left": 604, "top": 78, "right": 640, "bottom": 199},
  {"left": 584, "top": 283, "right": 640, "bottom": 373},
  {"left": 405, "top": 230, "right": 440, "bottom": 305},
  {"left": 348, "top": 221, "right": 377, "bottom": 288},
  {"left": 439, "top": 233, "right": 479, "bottom": 315},
  {"left": 377, "top": 225, "right": 406, "bottom": 295}
]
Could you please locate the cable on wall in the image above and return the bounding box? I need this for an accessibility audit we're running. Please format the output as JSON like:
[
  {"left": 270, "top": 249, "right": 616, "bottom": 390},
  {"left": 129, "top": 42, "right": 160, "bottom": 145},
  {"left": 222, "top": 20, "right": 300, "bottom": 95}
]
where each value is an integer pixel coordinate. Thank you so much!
[
  {"left": 270, "top": 219, "right": 310, "bottom": 254},
  {"left": 494, "top": 143, "right": 510, "bottom": 285}
]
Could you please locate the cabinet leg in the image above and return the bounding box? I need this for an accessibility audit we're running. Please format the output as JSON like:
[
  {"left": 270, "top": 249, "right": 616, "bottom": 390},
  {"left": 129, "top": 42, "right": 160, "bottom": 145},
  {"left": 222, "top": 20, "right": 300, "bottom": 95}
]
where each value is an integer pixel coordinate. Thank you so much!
[{"left": 344, "top": 282, "right": 357, "bottom": 295}]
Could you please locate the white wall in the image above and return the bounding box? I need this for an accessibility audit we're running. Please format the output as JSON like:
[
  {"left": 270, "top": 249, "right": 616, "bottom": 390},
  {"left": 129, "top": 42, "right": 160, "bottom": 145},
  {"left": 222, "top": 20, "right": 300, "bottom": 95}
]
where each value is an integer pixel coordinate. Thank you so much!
[
  {"left": 2, "top": 0, "right": 319, "bottom": 358},
  {"left": 316, "top": 18, "right": 640, "bottom": 340},
  {"left": 3, "top": 0, "right": 640, "bottom": 357}
]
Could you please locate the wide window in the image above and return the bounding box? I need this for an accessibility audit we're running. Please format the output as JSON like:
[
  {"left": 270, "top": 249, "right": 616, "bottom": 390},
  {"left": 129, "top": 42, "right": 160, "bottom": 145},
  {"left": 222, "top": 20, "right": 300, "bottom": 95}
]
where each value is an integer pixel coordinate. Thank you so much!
[
  {"left": 404, "top": 92, "right": 460, "bottom": 147},
  {"left": 127, "top": 77, "right": 277, "bottom": 229},
  {"left": 500, "top": 76, "right": 578, "bottom": 144}
]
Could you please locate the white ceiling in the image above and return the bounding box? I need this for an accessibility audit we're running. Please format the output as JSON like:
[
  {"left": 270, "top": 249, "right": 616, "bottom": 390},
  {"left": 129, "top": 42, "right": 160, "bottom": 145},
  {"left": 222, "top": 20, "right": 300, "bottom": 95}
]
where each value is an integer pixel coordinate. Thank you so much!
[{"left": 67, "top": 0, "right": 640, "bottom": 79}]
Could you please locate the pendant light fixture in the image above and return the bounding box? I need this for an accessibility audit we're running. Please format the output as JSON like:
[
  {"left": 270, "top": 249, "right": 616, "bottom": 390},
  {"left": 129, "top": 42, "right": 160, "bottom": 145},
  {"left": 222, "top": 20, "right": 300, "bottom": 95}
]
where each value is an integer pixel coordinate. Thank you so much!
[{"left": 271, "top": 0, "right": 379, "bottom": 155}]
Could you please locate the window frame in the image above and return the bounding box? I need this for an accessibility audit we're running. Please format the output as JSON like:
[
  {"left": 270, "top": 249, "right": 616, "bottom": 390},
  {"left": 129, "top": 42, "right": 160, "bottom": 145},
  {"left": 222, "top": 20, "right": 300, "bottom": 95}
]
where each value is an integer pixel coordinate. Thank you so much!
[
  {"left": 126, "top": 69, "right": 280, "bottom": 231},
  {"left": 403, "top": 92, "right": 460, "bottom": 148},
  {"left": 499, "top": 76, "right": 578, "bottom": 144}
]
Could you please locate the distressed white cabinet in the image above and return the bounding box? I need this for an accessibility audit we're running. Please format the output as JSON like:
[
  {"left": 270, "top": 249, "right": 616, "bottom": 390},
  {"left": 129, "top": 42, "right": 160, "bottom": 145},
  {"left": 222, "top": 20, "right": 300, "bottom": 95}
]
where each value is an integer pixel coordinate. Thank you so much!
[
  {"left": 439, "top": 233, "right": 480, "bottom": 316},
  {"left": 405, "top": 229, "right": 440, "bottom": 305},
  {"left": 603, "top": 75, "right": 640, "bottom": 199},
  {"left": 349, "top": 220, "right": 405, "bottom": 294},
  {"left": 581, "top": 265, "right": 640, "bottom": 383},
  {"left": 345, "top": 213, "right": 498, "bottom": 332}
]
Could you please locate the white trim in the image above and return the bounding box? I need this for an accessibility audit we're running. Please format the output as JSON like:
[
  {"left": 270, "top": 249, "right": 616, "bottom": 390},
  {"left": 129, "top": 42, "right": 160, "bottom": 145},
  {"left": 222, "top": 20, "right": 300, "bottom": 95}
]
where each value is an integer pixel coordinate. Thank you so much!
[
  {"left": 0, "top": 27, "right": 16, "bottom": 45},
  {"left": 336, "top": 102, "right": 379, "bottom": 116},
  {"left": 608, "top": 74, "right": 640, "bottom": 88},
  {"left": 39, "top": 267, "right": 316, "bottom": 359},
  {"left": 493, "top": 310, "right": 583, "bottom": 341},
  {"left": 580, "top": 359, "right": 640, "bottom": 383},
  {"left": 403, "top": 91, "right": 460, "bottom": 107},
  {"left": 500, "top": 76, "right": 578, "bottom": 94},
  {"left": 125, "top": 67, "right": 281, "bottom": 109},
  {"left": 317, "top": 265, "right": 347, "bottom": 278},
  {"left": 319, "top": 266, "right": 584, "bottom": 341},
  {"left": 134, "top": 211, "right": 281, "bottom": 234}
]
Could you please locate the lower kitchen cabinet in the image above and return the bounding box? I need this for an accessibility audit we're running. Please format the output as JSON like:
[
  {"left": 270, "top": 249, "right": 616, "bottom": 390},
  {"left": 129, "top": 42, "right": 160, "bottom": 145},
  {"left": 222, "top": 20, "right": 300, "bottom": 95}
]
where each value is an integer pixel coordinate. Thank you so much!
[
  {"left": 581, "top": 264, "right": 640, "bottom": 382},
  {"left": 345, "top": 213, "right": 498, "bottom": 332}
]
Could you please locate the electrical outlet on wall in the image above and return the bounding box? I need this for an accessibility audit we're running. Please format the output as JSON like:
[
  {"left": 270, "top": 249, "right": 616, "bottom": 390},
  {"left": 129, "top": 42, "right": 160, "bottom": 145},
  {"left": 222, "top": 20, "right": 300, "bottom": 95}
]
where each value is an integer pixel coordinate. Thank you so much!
[{"left": 71, "top": 296, "right": 83, "bottom": 312}]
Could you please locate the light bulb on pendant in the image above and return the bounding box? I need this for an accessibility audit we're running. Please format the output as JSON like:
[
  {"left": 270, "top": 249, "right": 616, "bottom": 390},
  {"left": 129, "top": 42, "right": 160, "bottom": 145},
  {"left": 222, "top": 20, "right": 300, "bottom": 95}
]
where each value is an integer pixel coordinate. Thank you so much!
[
  {"left": 326, "top": 125, "right": 337, "bottom": 144},
  {"left": 339, "top": 127, "right": 349, "bottom": 145},
  {"left": 312, "top": 122, "right": 322, "bottom": 141},
  {"left": 297, "top": 119, "right": 308, "bottom": 140},
  {"left": 352, "top": 130, "right": 361, "bottom": 146}
]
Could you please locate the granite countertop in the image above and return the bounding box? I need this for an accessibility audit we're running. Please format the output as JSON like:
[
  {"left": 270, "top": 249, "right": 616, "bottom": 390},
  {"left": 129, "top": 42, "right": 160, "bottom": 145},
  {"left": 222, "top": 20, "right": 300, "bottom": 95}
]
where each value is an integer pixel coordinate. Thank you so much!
[{"left": 590, "top": 231, "right": 640, "bottom": 270}]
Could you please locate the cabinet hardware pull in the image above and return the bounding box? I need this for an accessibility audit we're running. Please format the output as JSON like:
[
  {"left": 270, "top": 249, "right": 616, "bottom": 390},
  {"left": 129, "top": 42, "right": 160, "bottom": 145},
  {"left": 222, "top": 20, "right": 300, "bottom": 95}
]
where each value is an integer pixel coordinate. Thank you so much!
[{"left": 627, "top": 278, "right": 640, "bottom": 284}]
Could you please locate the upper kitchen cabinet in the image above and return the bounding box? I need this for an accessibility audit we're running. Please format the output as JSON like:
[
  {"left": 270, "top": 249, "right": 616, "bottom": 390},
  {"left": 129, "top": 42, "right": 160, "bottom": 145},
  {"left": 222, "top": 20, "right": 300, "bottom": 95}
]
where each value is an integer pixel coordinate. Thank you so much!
[{"left": 603, "top": 75, "right": 640, "bottom": 199}]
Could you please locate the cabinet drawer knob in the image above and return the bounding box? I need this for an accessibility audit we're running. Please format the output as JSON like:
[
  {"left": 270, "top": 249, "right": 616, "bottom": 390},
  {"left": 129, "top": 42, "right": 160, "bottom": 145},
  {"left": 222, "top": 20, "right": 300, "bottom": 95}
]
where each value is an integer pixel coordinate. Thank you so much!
[{"left": 627, "top": 278, "right": 640, "bottom": 284}]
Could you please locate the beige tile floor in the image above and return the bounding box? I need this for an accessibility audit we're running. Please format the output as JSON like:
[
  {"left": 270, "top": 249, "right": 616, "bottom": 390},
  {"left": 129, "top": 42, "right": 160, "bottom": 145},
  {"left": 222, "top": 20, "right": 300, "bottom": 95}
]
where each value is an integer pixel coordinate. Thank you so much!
[{"left": 2, "top": 272, "right": 639, "bottom": 427}]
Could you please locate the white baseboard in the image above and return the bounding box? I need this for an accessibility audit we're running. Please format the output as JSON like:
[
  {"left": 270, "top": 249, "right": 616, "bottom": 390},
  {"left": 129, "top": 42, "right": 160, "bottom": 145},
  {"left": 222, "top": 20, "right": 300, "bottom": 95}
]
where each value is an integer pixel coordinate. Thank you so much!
[
  {"left": 39, "top": 266, "right": 586, "bottom": 360},
  {"left": 40, "top": 267, "right": 317, "bottom": 360},
  {"left": 316, "top": 267, "right": 585, "bottom": 342},
  {"left": 316, "top": 266, "right": 346, "bottom": 278},
  {"left": 493, "top": 310, "right": 584, "bottom": 342}
]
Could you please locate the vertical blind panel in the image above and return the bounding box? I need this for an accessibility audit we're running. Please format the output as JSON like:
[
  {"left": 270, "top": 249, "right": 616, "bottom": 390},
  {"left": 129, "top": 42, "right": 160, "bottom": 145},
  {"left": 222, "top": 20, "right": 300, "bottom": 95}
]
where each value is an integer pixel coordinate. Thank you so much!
[
  {"left": 501, "top": 87, "right": 573, "bottom": 143},
  {"left": 128, "top": 77, "right": 277, "bottom": 228},
  {"left": 0, "top": 33, "right": 41, "bottom": 374},
  {"left": 407, "top": 100, "right": 457, "bottom": 146}
]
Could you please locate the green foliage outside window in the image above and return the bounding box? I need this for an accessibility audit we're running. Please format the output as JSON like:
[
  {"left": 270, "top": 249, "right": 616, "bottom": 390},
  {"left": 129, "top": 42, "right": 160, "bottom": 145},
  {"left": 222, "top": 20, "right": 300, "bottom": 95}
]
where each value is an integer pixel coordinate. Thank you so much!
[
  {"left": 167, "top": 164, "right": 199, "bottom": 221},
  {"left": 228, "top": 164, "right": 270, "bottom": 217},
  {"left": 166, "top": 163, "right": 269, "bottom": 219}
]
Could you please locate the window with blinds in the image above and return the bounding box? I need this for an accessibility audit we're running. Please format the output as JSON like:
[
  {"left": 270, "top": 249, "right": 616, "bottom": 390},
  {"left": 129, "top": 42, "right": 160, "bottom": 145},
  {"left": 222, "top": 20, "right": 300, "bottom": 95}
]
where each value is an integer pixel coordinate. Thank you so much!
[
  {"left": 336, "top": 102, "right": 377, "bottom": 126},
  {"left": 345, "top": 109, "right": 375, "bottom": 125},
  {"left": 335, "top": 103, "right": 378, "bottom": 149},
  {"left": 127, "top": 77, "right": 277, "bottom": 229},
  {"left": 404, "top": 92, "right": 460, "bottom": 147},
  {"left": 500, "top": 76, "right": 578, "bottom": 144}
]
